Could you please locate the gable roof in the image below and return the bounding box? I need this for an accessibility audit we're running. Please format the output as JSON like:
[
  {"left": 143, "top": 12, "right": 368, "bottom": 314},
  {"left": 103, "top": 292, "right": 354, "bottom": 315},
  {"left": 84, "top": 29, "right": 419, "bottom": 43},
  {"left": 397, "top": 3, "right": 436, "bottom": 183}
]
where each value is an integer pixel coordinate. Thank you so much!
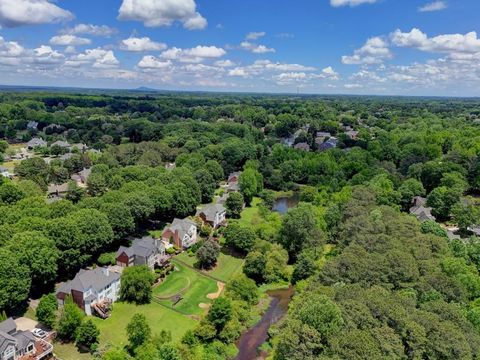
[
  {"left": 164, "top": 218, "right": 196, "bottom": 240},
  {"left": 47, "top": 183, "right": 69, "bottom": 195},
  {"left": 116, "top": 236, "right": 160, "bottom": 259},
  {"left": 0, "top": 330, "right": 16, "bottom": 355},
  {"left": 228, "top": 172, "right": 241, "bottom": 183},
  {"left": 197, "top": 203, "right": 226, "bottom": 222},
  {"left": 51, "top": 140, "right": 70, "bottom": 148},
  {"left": 27, "top": 137, "right": 47, "bottom": 147},
  {"left": 0, "top": 318, "right": 16, "bottom": 335},
  {"left": 57, "top": 267, "right": 120, "bottom": 295}
]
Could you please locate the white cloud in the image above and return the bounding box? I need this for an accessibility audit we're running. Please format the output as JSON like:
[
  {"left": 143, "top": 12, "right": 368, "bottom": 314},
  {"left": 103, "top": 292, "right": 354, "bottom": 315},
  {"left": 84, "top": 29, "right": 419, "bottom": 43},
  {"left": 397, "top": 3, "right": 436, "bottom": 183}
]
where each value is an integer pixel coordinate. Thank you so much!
[
  {"left": 240, "top": 41, "right": 275, "bottom": 54},
  {"left": 418, "top": 1, "right": 447, "bottom": 12},
  {"left": 160, "top": 46, "right": 226, "bottom": 63},
  {"left": 0, "top": 0, "right": 73, "bottom": 27},
  {"left": 342, "top": 36, "right": 392, "bottom": 64},
  {"left": 118, "top": 0, "right": 207, "bottom": 30},
  {"left": 33, "top": 45, "right": 64, "bottom": 64},
  {"left": 120, "top": 37, "right": 167, "bottom": 52},
  {"left": 0, "top": 36, "right": 25, "bottom": 58},
  {"left": 228, "top": 68, "right": 249, "bottom": 77},
  {"left": 50, "top": 35, "right": 91, "bottom": 46},
  {"left": 63, "top": 24, "right": 118, "bottom": 37},
  {"left": 330, "top": 0, "right": 379, "bottom": 7},
  {"left": 246, "top": 32, "right": 266, "bottom": 40},
  {"left": 391, "top": 28, "right": 480, "bottom": 55},
  {"left": 321, "top": 66, "right": 339, "bottom": 79},
  {"left": 344, "top": 83, "right": 363, "bottom": 89},
  {"left": 68, "top": 48, "right": 119, "bottom": 68},
  {"left": 137, "top": 56, "right": 172, "bottom": 69},
  {"left": 215, "top": 60, "right": 236, "bottom": 67}
]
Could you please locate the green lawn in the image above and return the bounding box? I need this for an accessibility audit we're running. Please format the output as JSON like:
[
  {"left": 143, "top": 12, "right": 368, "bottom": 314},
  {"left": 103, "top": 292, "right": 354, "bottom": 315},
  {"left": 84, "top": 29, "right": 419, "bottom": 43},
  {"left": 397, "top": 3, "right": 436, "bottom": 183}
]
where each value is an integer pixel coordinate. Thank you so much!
[
  {"left": 237, "top": 197, "right": 262, "bottom": 227},
  {"left": 154, "top": 261, "right": 218, "bottom": 315},
  {"left": 53, "top": 342, "right": 92, "bottom": 360},
  {"left": 175, "top": 252, "right": 244, "bottom": 283}
]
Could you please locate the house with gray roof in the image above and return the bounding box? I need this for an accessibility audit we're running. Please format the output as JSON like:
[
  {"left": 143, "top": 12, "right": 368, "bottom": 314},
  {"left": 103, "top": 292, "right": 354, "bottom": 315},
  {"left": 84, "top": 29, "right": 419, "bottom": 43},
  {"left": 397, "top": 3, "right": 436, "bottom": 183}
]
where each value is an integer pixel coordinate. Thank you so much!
[
  {"left": 162, "top": 218, "right": 198, "bottom": 249},
  {"left": 318, "top": 137, "right": 338, "bottom": 152},
  {"left": 116, "top": 237, "right": 166, "bottom": 270},
  {"left": 0, "top": 167, "right": 10, "bottom": 179},
  {"left": 47, "top": 183, "right": 69, "bottom": 203},
  {"left": 56, "top": 267, "right": 121, "bottom": 317},
  {"left": 294, "top": 142, "right": 311, "bottom": 151},
  {"left": 26, "top": 138, "right": 47, "bottom": 149},
  {"left": 50, "top": 140, "right": 71, "bottom": 149},
  {"left": 71, "top": 168, "right": 91, "bottom": 187},
  {"left": 227, "top": 172, "right": 241, "bottom": 193},
  {"left": 197, "top": 203, "right": 227, "bottom": 229},
  {"left": 26, "top": 121, "right": 38, "bottom": 130},
  {"left": 409, "top": 196, "right": 436, "bottom": 222},
  {"left": 0, "top": 318, "right": 49, "bottom": 360}
]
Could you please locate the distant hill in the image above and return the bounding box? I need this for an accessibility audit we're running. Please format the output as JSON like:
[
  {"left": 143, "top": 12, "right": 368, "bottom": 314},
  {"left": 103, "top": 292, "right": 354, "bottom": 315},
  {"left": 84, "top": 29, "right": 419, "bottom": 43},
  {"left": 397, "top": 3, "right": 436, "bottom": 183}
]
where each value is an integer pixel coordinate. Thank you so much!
[{"left": 134, "top": 86, "right": 158, "bottom": 92}]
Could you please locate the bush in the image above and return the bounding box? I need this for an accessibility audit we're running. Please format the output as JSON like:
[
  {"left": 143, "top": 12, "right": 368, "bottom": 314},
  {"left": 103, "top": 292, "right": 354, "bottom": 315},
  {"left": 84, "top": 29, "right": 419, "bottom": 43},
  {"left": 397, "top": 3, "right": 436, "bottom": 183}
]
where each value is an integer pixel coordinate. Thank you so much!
[{"left": 97, "top": 252, "right": 116, "bottom": 266}]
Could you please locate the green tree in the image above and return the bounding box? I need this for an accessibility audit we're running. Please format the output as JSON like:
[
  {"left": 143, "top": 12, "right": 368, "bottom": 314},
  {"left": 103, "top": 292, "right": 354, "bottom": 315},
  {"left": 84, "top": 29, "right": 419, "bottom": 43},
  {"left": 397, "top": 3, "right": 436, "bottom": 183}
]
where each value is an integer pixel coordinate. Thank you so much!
[
  {"left": 196, "top": 239, "right": 221, "bottom": 269},
  {"left": 87, "top": 172, "right": 107, "bottom": 196},
  {"left": 0, "top": 248, "right": 31, "bottom": 312},
  {"left": 7, "top": 231, "right": 59, "bottom": 288},
  {"left": 224, "top": 223, "right": 255, "bottom": 253},
  {"left": 278, "top": 203, "right": 323, "bottom": 260},
  {"left": 292, "top": 250, "right": 319, "bottom": 284},
  {"left": 225, "top": 192, "right": 244, "bottom": 218},
  {"left": 225, "top": 274, "right": 259, "bottom": 305},
  {"left": 58, "top": 296, "right": 84, "bottom": 341},
  {"left": 452, "top": 202, "right": 480, "bottom": 233},
  {"left": 207, "top": 297, "right": 232, "bottom": 331},
  {"left": 427, "top": 186, "right": 461, "bottom": 219},
  {"left": 399, "top": 178, "right": 426, "bottom": 210},
  {"left": 120, "top": 266, "right": 155, "bottom": 305},
  {"left": 36, "top": 294, "right": 58, "bottom": 328},
  {"left": 238, "top": 168, "right": 263, "bottom": 206},
  {"left": 127, "top": 313, "right": 151, "bottom": 350},
  {"left": 76, "top": 319, "right": 100, "bottom": 351},
  {"left": 194, "top": 168, "right": 216, "bottom": 203}
]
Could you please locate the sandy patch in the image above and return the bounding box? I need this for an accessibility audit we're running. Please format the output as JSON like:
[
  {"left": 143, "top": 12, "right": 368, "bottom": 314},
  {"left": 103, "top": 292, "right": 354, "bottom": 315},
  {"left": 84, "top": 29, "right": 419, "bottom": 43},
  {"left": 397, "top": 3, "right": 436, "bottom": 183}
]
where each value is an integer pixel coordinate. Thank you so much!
[
  {"left": 198, "top": 303, "right": 210, "bottom": 309},
  {"left": 207, "top": 282, "right": 225, "bottom": 300},
  {"left": 15, "top": 317, "right": 38, "bottom": 331}
]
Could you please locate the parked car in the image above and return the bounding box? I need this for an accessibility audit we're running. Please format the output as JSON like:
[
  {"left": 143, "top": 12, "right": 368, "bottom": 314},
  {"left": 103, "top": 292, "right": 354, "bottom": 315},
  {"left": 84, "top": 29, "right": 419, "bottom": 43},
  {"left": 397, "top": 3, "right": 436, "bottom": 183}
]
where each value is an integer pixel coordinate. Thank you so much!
[{"left": 32, "top": 328, "right": 47, "bottom": 338}]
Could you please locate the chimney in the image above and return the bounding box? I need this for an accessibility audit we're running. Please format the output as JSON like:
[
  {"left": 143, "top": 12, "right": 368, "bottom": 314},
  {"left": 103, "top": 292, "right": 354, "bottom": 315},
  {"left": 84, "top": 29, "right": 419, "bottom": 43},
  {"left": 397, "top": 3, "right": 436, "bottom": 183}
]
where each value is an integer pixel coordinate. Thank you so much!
[{"left": 102, "top": 267, "right": 110, "bottom": 277}]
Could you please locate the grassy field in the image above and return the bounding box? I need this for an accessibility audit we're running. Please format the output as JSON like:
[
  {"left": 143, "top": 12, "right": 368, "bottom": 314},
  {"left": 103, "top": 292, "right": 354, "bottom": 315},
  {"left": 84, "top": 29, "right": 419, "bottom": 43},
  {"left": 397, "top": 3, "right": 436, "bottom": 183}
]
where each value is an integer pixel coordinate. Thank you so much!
[
  {"left": 154, "top": 261, "right": 218, "bottom": 315},
  {"left": 175, "top": 252, "right": 244, "bottom": 283},
  {"left": 53, "top": 342, "right": 92, "bottom": 360}
]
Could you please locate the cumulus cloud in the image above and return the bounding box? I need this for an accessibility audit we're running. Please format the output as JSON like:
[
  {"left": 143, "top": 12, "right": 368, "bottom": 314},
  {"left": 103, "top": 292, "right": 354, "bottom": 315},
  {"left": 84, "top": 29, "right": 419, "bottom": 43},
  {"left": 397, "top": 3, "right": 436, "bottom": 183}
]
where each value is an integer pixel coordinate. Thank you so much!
[
  {"left": 62, "top": 24, "right": 118, "bottom": 37},
  {"left": 67, "top": 48, "right": 119, "bottom": 68},
  {"left": 0, "top": 0, "right": 73, "bottom": 27},
  {"left": 50, "top": 35, "right": 91, "bottom": 46},
  {"left": 118, "top": 0, "right": 207, "bottom": 30},
  {"left": 240, "top": 41, "right": 275, "bottom": 54},
  {"left": 0, "top": 36, "right": 25, "bottom": 58},
  {"left": 137, "top": 56, "right": 172, "bottom": 69},
  {"left": 215, "top": 60, "right": 236, "bottom": 67},
  {"left": 342, "top": 36, "right": 392, "bottom": 64},
  {"left": 120, "top": 37, "right": 167, "bottom": 52},
  {"left": 160, "top": 46, "right": 226, "bottom": 63},
  {"left": 330, "top": 0, "right": 379, "bottom": 7},
  {"left": 246, "top": 32, "right": 266, "bottom": 40},
  {"left": 418, "top": 1, "right": 447, "bottom": 12},
  {"left": 391, "top": 28, "right": 480, "bottom": 55},
  {"left": 33, "top": 45, "right": 64, "bottom": 64}
]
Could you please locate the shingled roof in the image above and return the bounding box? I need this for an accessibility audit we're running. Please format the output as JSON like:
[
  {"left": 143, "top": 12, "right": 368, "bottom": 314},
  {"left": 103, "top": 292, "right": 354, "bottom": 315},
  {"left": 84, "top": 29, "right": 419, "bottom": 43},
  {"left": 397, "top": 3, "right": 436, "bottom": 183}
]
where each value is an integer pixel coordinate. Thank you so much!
[{"left": 57, "top": 267, "right": 120, "bottom": 295}]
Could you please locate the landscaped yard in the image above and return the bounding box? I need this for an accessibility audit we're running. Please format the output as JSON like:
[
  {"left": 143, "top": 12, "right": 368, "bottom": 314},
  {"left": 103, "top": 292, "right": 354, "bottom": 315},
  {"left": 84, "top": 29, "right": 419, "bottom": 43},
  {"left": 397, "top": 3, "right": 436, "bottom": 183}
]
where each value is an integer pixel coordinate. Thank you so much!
[
  {"left": 175, "top": 252, "right": 244, "bottom": 283},
  {"left": 153, "top": 261, "right": 218, "bottom": 315},
  {"left": 237, "top": 197, "right": 262, "bottom": 227}
]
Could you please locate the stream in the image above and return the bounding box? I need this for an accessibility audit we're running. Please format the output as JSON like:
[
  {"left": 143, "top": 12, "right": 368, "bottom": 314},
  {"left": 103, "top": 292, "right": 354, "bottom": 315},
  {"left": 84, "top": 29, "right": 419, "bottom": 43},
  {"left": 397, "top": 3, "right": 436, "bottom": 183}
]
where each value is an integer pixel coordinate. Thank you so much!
[{"left": 233, "top": 286, "right": 294, "bottom": 360}]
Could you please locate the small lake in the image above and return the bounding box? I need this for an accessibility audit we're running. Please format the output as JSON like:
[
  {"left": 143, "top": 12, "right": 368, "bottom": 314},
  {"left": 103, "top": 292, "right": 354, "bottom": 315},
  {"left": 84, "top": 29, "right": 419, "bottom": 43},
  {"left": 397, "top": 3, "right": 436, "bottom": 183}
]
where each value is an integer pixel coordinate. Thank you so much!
[
  {"left": 234, "top": 286, "right": 294, "bottom": 360},
  {"left": 272, "top": 194, "right": 300, "bottom": 214}
]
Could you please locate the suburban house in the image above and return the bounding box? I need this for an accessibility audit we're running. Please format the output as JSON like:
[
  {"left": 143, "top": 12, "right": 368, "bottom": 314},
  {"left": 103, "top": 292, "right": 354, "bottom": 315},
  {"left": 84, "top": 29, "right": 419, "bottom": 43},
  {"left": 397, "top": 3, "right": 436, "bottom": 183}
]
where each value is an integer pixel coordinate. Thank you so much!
[
  {"left": 318, "top": 137, "right": 338, "bottom": 152},
  {"left": 46, "top": 183, "right": 69, "bottom": 202},
  {"left": 0, "top": 167, "right": 10, "bottom": 178},
  {"left": 60, "top": 153, "right": 74, "bottom": 161},
  {"left": 26, "top": 121, "right": 38, "bottom": 130},
  {"left": 116, "top": 236, "right": 167, "bottom": 270},
  {"left": 227, "top": 172, "right": 241, "bottom": 192},
  {"left": 71, "top": 168, "right": 91, "bottom": 187},
  {"left": 72, "top": 143, "right": 88, "bottom": 152},
  {"left": 0, "top": 318, "right": 52, "bottom": 360},
  {"left": 315, "top": 131, "right": 331, "bottom": 145},
  {"left": 162, "top": 218, "right": 198, "bottom": 249},
  {"left": 409, "top": 196, "right": 436, "bottom": 222},
  {"left": 50, "top": 140, "right": 71, "bottom": 149},
  {"left": 26, "top": 138, "right": 47, "bottom": 149},
  {"left": 56, "top": 267, "right": 121, "bottom": 317},
  {"left": 197, "top": 203, "right": 227, "bottom": 229},
  {"left": 294, "top": 142, "right": 311, "bottom": 151}
]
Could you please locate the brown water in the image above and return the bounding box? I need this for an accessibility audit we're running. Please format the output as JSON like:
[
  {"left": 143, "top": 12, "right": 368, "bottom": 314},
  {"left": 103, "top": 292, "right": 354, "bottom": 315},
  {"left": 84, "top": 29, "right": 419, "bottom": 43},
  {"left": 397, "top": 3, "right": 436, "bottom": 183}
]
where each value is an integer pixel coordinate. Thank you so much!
[{"left": 234, "top": 286, "right": 294, "bottom": 360}]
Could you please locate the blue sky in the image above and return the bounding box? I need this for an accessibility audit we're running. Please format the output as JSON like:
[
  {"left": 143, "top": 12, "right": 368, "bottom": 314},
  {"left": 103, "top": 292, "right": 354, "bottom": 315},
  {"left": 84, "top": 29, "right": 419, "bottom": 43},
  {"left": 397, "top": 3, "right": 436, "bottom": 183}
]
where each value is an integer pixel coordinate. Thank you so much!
[{"left": 0, "top": 0, "right": 479, "bottom": 96}]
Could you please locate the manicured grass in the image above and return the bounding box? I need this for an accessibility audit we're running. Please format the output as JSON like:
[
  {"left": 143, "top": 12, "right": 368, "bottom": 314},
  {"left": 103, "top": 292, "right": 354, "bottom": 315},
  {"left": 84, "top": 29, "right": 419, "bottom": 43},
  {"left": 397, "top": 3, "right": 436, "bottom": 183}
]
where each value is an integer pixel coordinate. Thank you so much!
[
  {"left": 92, "top": 302, "right": 197, "bottom": 347},
  {"left": 153, "top": 261, "right": 218, "bottom": 315},
  {"left": 175, "top": 252, "right": 244, "bottom": 283},
  {"left": 237, "top": 197, "right": 262, "bottom": 227},
  {"left": 53, "top": 342, "right": 92, "bottom": 360},
  {"left": 1, "top": 160, "right": 20, "bottom": 172}
]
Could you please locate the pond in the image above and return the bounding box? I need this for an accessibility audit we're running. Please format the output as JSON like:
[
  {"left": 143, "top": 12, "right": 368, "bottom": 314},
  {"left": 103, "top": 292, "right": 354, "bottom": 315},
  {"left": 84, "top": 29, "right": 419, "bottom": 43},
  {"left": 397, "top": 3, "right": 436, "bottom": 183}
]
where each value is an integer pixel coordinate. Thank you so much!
[
  {"left": 272, "top": 194, "right": 300, "bottom": 214},
  {"left": 234, "top": 286, "right": 294, "bottom": 360}
]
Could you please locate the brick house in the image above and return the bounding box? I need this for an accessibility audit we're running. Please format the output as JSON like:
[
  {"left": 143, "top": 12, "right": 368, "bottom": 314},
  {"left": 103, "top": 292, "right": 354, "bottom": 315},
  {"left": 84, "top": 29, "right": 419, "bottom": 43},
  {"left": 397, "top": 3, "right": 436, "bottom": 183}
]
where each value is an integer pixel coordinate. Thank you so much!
[
  {"left": 162, "top": 218, "right": 198, "bottom": 249},
  {"left": 56, "top": 267, "right": 121, "bottom": 316},
  {"left": 116, "top": 236, "right": 167, "bottom": 270},
  {"left": 197, "top": 203, "right": 227, "bottom": 229}
]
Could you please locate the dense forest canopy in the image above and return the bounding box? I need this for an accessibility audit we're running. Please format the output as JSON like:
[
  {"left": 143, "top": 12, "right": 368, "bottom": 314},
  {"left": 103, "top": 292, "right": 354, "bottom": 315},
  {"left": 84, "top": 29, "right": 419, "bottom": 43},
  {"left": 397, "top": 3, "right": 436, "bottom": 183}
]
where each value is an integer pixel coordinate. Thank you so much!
[{"left": 1, "top": 91, "right": 480, "bottom": 359}]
